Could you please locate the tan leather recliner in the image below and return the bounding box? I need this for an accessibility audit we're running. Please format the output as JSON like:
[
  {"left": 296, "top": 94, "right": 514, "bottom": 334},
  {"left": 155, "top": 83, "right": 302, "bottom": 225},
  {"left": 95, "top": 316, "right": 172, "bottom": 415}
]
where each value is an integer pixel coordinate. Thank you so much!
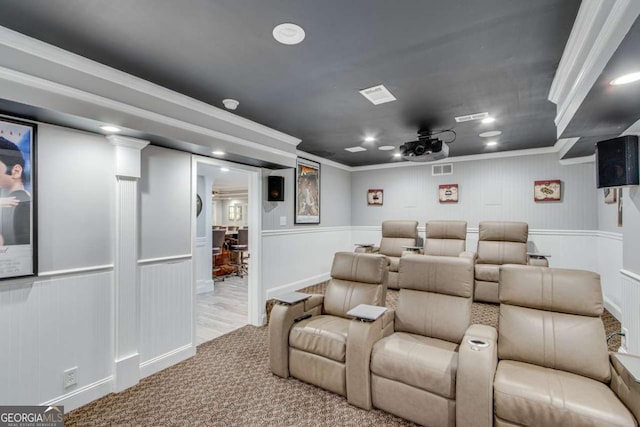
[
  {"left": 423, "top": 220, "right": 468, "bottom": 257},
  {"left": 369, "top": 254, "right": 497, "bottom": 427},
  {"left": 359, "top": 220, "right": 418, "bottom": 290},
  {"left": 269, "top": 251, "right": 394, "bottom": 409},
  {"left": 492, "top": 265, "right": 639, "bottom": 426},
  {"left": 474, "top": 221, "right": 529, "bottom": 303}
]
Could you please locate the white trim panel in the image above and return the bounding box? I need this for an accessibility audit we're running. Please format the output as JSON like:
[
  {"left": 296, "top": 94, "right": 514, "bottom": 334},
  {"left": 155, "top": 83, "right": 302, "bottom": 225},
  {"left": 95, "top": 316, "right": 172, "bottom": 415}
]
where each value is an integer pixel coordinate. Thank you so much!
[
  {"left": 138, "top": 254, "right": 192, "bottom": 265},
  {"left": 40, "top": 376, "right": 114, "bottom": 413},
  {"left": 139, "top": 344, "right": 195, "bottom": 379},
  {"left": 37, "top": 264, "right": 115, "bottom": 277}
]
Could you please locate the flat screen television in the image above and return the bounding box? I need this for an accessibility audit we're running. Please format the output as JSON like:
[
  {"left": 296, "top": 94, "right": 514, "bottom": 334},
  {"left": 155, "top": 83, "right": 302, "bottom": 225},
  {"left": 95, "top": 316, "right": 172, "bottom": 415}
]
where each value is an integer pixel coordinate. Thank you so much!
[{"left": 595, "top": 135, "right": 639, "bottom": 188}]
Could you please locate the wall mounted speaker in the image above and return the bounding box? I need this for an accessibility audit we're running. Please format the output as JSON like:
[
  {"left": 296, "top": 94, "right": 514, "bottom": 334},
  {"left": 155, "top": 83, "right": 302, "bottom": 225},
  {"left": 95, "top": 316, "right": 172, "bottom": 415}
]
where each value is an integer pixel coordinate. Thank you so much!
[
  {"left": 596, "top": 135, "right": 639, "bottom": 188},
  {"left": 268, "top": 176, "right": 285, "bottom": 201}
]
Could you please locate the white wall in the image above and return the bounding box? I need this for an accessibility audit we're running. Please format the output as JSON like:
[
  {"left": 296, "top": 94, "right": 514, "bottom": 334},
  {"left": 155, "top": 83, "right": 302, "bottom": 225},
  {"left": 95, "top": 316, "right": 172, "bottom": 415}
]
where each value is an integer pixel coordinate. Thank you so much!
[
  {"left": 220, "top": 198, "right": 248, "bottom": 227},
  {"left": 138, "top": 146, "right": 193, "bottom": 374},
  {"left": 351, "top": 153, "right": 597, "bottom": 230},
  {"left": 0, "top": 124, "right": 115, "bottom": 409},
  {"left": 261, "top": 164, "right": 352, "bottom": 300}
]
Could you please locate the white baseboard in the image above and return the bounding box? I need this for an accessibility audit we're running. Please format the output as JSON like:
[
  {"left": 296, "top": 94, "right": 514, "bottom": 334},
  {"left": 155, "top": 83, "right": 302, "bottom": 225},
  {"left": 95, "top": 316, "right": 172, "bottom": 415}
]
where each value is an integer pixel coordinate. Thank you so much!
[
  {"left": 41, "top": 376, "right": 113, "bottom": 413},
  {"left": 139, "top": 344, "right": 195, "bottom": 379},
  {"left": 196, "top": 279, "right": 213, "bottom": 294},
  {"left": 266, "top": 272, "right": 331, "bottom": 300},
  {"left": 114, "top": 353, "right": 140, "bottom": 392}
]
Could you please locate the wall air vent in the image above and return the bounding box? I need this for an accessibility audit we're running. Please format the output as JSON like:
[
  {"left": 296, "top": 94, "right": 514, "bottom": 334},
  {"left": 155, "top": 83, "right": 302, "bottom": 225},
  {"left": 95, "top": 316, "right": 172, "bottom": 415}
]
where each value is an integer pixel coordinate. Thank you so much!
[
  {"left": 454, "top": 112, "right": 489, "bottom": 123},
  {"left": 432, "top": 163, "right": 453, "bottom": 176},
  {"left": 359, "top": 84, "right": 397, "bottom": 105}
]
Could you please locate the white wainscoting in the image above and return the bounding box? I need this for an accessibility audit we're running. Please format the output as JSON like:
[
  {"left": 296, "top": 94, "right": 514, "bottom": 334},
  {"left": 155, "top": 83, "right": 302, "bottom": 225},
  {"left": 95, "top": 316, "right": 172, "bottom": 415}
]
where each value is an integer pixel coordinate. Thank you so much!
[
  {"left": 194, "top": 237, "right": 213, "bottom": 294},
  {"left": 621, "top": 269, "right": 640, "bottom": 354},
  {"left": 139, "top": 258, "right": 194, "bottom": 378},
  {"left": 598, "top": 232, "right": 623, "bottom": 319},
  {"left": 262, "top": 227, "right": 352, "bottom": 304},
  {"left": 0, "top": 271, "right": 113, "bottom": 411}
]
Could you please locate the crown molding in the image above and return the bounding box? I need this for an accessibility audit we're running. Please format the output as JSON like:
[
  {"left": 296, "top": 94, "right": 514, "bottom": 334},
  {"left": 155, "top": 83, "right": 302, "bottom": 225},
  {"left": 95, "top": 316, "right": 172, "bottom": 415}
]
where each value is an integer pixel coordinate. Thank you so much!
[
  {"left": 0, "top": 26, "right": 300, "bottom": 147},
  {"left": 550, "top": 0, "right": 640, "bottom": 137},
  {"left": 295, "top": 150, "right": 353, "bottom": 171},
  {"left": 559, "top": 154, "right": 595, "bottom": 165}
]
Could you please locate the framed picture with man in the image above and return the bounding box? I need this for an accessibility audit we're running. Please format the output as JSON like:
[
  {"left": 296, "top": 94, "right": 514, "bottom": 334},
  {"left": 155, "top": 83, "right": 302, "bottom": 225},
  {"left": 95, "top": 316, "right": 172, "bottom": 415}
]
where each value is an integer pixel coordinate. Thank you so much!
[{"left": 0, "top": 116, "right": 36, "bottom": 279}]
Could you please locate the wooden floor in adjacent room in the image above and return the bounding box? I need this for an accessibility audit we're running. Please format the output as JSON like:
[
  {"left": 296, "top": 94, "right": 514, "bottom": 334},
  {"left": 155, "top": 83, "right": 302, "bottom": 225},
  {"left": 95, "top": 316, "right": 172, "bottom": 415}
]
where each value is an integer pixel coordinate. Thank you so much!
[{"left": 196, "top": 274, "right": 248, "bottom": 345}]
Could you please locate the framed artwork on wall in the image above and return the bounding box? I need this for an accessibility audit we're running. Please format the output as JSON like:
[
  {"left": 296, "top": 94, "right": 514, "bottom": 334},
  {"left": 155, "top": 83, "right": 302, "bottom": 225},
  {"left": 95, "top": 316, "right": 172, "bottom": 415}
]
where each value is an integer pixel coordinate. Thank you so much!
[
  {"left": 0, "top": 116, "right": 36, "bottom": 280},
  {"left": 367, "top": 189, "right": 383, "bottom": 205},
  {"left": 533, "top": 180, "right": 561, "bottom": 202},
  {"left": 295, "top": 157, "right": 320, "bottom": 224},
  {"left": 439, "top": 184, "right": 458, "bottom": 203},
  {"left": 604, "top": 187, "right": 617, "bottom": 204}
]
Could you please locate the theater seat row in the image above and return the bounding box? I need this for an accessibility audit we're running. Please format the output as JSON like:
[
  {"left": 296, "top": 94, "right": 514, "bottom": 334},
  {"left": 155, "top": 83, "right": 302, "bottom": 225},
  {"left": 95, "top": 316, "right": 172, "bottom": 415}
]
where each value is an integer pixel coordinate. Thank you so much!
[
  {"left": 269, "top": 251, "right": 640, "bottom": 427},
  {"left": 359, "top": 219, "right": 548, "bottom": 303}
]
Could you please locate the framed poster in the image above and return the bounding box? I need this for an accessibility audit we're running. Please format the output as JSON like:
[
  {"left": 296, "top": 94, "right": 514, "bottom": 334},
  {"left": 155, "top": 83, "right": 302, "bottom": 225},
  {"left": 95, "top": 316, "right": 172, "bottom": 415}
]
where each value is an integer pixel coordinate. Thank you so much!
[
  {"left": 534, "top": 180, "right": 561, "bottom": 202},
  {"left": 0, "top": 117, "right": 36, "bottom": 279},
  {"left": 295, "top": 158, "right": 320, "bottom": 224},
  {"left": 439, "top": 184, "right": 459, "bottom": 203},
  {"left": 367, "top": 189, "right": 383, "bottom": 205}
]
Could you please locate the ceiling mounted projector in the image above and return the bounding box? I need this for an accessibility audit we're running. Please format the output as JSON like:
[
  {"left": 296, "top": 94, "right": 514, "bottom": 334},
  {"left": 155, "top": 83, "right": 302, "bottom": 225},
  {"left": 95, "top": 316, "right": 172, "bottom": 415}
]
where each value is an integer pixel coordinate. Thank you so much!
[{"left": 400, "top": 131, "right": 450, "bottom": 162}]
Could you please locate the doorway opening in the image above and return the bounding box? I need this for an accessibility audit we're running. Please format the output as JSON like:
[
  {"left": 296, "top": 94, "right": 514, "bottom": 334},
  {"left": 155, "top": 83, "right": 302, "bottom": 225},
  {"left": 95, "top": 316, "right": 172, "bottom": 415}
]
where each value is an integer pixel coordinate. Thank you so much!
[{"left": 192, "top": 156, "right": 262, "bottom": 346}]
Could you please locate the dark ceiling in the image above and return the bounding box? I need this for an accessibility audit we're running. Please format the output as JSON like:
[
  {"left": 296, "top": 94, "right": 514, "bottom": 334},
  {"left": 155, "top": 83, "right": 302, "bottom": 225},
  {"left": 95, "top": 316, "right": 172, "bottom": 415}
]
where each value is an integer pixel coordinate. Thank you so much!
[{"left": 0, "top": 0, "right": 621, "bottom": 166}]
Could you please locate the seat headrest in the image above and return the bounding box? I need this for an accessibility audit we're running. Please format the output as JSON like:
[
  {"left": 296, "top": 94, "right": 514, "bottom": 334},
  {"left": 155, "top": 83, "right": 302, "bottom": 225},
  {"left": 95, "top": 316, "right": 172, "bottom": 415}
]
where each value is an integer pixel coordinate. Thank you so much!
[
  {"left": 399, "top": 254, "right": 473, "bottom": 297},
  {"left": 381, "top": 220, "right": 418, "bottom": 238},
  {"left": 500, "top": 265, "right": 603, "bottom": 316},
  {"left": 426, "top": 220, "right": 467, "bottom": 240},
  {"left": 331, "top": 252, "right": 388, "bottom": 284},
  {"left": 479, "top": 221, "right": 528, "bottom": 243}
]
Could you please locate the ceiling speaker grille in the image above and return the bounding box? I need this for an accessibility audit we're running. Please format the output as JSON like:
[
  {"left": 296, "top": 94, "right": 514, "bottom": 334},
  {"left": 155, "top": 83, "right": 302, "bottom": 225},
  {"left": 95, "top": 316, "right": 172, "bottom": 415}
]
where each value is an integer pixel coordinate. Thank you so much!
[{"left": 432, "top": 163, "right": 453, "bottom": 176}]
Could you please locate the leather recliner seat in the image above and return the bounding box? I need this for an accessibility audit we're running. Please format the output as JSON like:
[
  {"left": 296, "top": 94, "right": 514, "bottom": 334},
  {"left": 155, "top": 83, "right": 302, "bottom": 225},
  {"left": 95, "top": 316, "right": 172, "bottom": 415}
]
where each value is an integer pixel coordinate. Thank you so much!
[
  {"left": 493, "top": 265, "right": 639, "bottom": 426},
  {"left": 474, "top": 221, "right": 528, "bottom": 303},
  {"left": 369, "top": 254, "right": 496, "bottom": 427},
  {"left": 423, "top": 220, "right": 468, "bottom": 257},
  {"left": 269, "top": 251, "right": 393, "bottom": 408},
  {"left": 368, "top": 220, "right": 418, "bottom": 290}
]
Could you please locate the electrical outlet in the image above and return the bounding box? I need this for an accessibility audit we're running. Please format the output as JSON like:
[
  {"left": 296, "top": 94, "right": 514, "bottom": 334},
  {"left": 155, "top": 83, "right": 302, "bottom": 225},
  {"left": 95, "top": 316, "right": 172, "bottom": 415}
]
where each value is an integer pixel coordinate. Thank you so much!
[
  {"left": 621, "top": 328, "right": 629, "bottom": 351},
  {"left": 63, "top": 367, "right": 77, "bottom": 389},
  {"left": 280, "top": 216, "right": 286, "bottom": 226}
]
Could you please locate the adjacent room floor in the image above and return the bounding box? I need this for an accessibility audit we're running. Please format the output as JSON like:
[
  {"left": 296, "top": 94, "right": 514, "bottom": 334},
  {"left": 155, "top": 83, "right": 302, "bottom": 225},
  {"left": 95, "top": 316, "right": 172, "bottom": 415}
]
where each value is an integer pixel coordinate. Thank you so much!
[{"left": 196, "top": 274, "right": 248, "bottom": 345}]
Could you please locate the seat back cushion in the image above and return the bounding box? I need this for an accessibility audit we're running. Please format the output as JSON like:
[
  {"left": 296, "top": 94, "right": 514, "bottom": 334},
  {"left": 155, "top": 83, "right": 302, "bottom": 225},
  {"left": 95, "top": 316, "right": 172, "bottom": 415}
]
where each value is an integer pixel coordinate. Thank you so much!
[
  {"left": 331, "top": 251, "right": 388, "bottom": 284},
  {"left": 477, "top": 221, "right": 528, "bottom": 265},
  {"left": 424, "top": 221, "right": 467, "bottom": 256},
  {"left": 498, "top": 265, "right": 610, "bottom": 383},
  {"left": 396, "top": 254, "right": 473, "bottom": 342},
  {"left": 379, "top": 221, "right": 418, "bottom": 257}
]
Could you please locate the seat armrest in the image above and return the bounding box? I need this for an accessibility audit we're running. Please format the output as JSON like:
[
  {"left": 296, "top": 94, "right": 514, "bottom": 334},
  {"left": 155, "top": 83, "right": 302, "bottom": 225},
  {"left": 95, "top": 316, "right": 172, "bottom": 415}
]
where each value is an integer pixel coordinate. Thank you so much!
[
  {"left": 610, "top": 352, "right": 640, "bottom": 422},
  {"left": 459, "top": 251, "right": 477, "bottom": 261},
  {"left": 268, "top": 301, "right": 309, "bottom": 378},
  {"left": 304, "top": 294, "right": 324, "bottom": 315},
  {"left": 345, "top": 309, "right": 395, "bottom": 410},
  {"left": 456, "top": 324, "right": 498, "bottom": 427},
  {"left": 527, "top": 255, "right": 549, "bottom": 267}
]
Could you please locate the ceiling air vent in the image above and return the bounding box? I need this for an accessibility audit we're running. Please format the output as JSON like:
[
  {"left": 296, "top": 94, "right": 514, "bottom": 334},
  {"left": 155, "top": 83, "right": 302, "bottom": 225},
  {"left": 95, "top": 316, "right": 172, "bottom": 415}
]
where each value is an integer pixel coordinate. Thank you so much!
[
  {"left": 454, "top": 112, "right": 489, "bottom": 123},
  {"left": 432, "top": 163, "right": 453, "bottom": 176},
  {"left": 359, "top": 84, "right": 397, "bottom": 105}
]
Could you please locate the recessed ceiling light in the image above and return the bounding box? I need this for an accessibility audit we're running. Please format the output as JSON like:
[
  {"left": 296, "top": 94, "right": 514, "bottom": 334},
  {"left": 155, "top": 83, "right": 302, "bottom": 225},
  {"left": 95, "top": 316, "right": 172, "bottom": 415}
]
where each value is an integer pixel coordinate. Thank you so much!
[
  {"left": 378, "top": 145, "right": 395, "bottom": 151},
  {"left": 479, "top": 131, "right": 502, "bottom": 138},
  {"left": 364, "top": 136, "right": 376, "bottom": 142},
  {"left": 273, "top": 23, "right": 306, "bottom": 45},
  {"left": 220, "top": 168, "right": 229, "bottom": 172},
  {"left": 481, "top": 117, "right": 496, "bottom": 124},
  {"left": 486, "top": 141, "right": 498, "bottom": 147},
  {"left": 222, "top": 99, "right": 239, "bottom": 110},
  {"left": 345, "top": 146, "right": 367, "bottom": 153},
  {"left": 610, "top": 72, "right": 640, "bottom": 86},
  {"left": 100, "top": 125, "right": 121, "bottom": 133},
  {"left": 212, "top": 150, "right": 225, "bottom": 156},
  {"left": 393, "top": 152, "right": 402, "bottom": 158}
]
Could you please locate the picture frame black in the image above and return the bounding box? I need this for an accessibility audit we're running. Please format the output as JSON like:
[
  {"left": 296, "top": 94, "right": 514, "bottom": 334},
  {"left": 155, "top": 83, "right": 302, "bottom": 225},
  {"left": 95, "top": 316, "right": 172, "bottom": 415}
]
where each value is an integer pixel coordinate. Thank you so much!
[
  {"left": 0, "top": 115, "right": 37, "bottom": 280},
  {"left": 294, "top": 157, "right": 320, "bottom": 224}
]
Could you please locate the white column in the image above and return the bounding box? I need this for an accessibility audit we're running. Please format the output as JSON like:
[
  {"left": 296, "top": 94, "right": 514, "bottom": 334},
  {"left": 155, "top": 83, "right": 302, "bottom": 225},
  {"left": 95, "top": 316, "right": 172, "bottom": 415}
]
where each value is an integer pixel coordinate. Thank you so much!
[{"left": 107, "top": 135, "right": 149, "bottom": 392}]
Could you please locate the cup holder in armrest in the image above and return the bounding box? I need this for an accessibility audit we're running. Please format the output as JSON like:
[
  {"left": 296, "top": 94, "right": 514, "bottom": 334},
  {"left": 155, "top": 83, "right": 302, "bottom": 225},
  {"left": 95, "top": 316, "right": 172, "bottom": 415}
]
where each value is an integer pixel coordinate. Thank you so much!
[{"left": 468, "top": 338, "right": 490, "bottom": 351}]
